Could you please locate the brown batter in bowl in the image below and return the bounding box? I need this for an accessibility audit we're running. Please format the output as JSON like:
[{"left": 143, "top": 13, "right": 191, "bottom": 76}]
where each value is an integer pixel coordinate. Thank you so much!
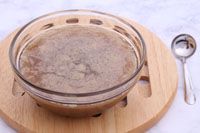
[{"left": 9, "top": 10, "right": 146, "bottom": 117}]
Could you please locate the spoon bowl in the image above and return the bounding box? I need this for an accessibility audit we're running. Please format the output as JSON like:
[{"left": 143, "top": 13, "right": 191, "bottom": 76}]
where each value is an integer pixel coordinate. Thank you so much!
[{"left": 171, "top": 34, "right": 196, "bottom": 59}]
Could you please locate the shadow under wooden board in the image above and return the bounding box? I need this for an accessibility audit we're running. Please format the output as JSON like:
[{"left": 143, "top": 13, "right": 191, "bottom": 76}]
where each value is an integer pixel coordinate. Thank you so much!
[{"left": 0, "top": 18, "right": 178, "bottom": 133}]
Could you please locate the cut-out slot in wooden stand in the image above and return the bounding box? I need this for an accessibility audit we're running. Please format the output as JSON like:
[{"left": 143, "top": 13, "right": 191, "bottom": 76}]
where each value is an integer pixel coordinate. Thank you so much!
[{"left": 0, "top": 19, "right": 178, "bottom": 133}]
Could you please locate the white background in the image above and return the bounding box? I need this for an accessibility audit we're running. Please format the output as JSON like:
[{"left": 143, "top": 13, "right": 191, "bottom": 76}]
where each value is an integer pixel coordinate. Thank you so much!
[{"left": 0, "top": 0, "right": 200, "bottom": 133}]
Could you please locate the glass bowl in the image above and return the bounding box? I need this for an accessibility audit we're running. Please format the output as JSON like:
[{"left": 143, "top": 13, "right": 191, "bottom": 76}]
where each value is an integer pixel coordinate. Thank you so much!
[{"left": 9, "top": 9, "right": 146, "bottom": 117}]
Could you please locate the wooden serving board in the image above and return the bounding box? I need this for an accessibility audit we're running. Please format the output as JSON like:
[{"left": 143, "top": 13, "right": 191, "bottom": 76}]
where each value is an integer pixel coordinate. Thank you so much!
[{"left": 0, "top": 19, "right": 178, "bottom": 133}]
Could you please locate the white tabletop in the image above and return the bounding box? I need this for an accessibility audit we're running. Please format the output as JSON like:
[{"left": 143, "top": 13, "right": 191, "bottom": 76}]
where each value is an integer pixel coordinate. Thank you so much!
[{"left": 0, "top": 0, "right": 200, "bottom": 133}]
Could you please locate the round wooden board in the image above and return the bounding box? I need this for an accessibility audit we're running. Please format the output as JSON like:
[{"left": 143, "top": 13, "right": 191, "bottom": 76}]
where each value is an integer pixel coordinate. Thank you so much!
[{"left": 0, "top": 19, "right": 178, "bottom": 133}]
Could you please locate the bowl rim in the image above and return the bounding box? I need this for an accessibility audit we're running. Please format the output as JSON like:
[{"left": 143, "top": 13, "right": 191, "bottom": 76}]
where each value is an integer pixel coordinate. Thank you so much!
[{"left": 9, "top": 9, "right": 146, "bottom": 98}]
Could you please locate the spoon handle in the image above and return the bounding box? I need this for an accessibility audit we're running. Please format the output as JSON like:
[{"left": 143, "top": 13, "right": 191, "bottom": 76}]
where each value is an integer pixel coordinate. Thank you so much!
[{"left": 183, "top": 61, "right": 196, "bottom": 105}]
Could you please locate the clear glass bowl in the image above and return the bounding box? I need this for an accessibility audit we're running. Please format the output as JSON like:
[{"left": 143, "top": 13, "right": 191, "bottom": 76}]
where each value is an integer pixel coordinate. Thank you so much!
[{"left": 9, "top": 9, "right": 146, "bottom": 117}]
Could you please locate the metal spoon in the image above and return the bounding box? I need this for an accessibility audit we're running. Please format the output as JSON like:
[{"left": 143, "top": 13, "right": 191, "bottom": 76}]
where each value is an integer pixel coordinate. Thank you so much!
[{"left": 171, "top": 34, "right": 196, "bottom": 105}]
